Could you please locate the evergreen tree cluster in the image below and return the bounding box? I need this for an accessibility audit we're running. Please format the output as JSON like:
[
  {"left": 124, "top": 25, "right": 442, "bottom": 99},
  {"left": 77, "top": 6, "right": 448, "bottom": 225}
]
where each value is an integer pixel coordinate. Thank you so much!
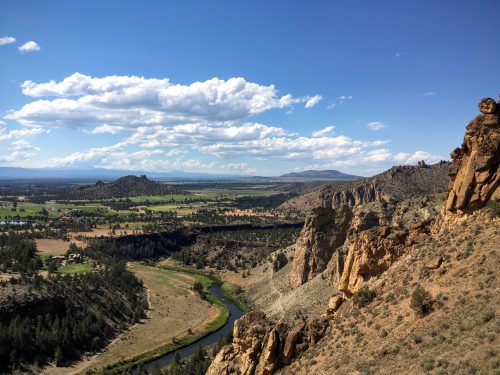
[
  {"left": 0, "top": 262, "right": 147, "bottom": 372},
  {"left": 0, "top": 231, "right": 42, "bottom": 274},
  {"left": 232, "top": 192, "right": 298, "bottom": 209}
]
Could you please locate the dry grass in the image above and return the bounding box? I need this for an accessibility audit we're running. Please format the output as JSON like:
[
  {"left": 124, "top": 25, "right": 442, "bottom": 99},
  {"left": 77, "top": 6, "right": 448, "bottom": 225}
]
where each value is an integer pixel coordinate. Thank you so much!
[{"left": 35, "top": 239, "right": 70, "bottom": 255}]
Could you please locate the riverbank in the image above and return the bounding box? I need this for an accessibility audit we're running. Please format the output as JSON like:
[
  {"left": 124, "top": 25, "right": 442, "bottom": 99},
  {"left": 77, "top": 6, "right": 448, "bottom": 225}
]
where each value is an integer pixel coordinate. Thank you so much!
[
  {"left": 160, "top": 260, "right": 250, "bottom": 312},
  {"left": 95, "top": 263, "right": 232, "bottom": 374}
]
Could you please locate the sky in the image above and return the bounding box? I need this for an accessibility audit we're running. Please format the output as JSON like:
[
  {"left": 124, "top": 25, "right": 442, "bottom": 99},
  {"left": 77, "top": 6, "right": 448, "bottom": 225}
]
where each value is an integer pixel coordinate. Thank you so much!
[{"left": 0, "top": 0, "right": 499, "bottom": 177}]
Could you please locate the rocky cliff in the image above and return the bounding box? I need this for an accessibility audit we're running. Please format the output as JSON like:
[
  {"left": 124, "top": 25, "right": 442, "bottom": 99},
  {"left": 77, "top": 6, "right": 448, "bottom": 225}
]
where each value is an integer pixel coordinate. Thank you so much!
[
  {"left": 445, "top": 97, "right": 500, "bottom": 213},
  {"left": 290, "top": 206, "right": 352, "bottom": 288},
  {"left": 289, "top": 193, "right": 444, "bottom": 289},
  {"left": 206, "top": 312, "right": 330, "bottom": 375},
  {"left": 337, "top": 98, "right": 499, "bottom": 296},
  {"left": 337, "top": 221, "right": 431, "bottom": 295},
  {"left": 279, "top": 162, "right": 450, "bottom": 213}
]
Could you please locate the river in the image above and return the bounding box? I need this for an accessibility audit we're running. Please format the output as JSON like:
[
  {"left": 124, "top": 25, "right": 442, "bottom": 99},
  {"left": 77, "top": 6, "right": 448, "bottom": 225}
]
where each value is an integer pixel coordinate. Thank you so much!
[{"left": 143, "top": 283, "right": 244, "bottom": 372}]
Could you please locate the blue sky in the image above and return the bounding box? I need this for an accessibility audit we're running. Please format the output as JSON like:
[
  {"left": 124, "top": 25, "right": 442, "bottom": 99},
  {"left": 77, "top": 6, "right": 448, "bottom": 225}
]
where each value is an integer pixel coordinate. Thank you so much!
[{"left": 1, "top": 0, "right": 499, "bottom": 176}]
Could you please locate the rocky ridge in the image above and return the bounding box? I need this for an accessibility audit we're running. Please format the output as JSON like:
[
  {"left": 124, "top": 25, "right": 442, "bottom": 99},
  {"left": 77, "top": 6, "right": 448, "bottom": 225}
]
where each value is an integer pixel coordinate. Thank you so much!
[
  {"left": 207, "top": 97, "right": 500, "bottom": 375},
  {"left": 279, "top": 162, "right": 450, "bottom": 213},
  {"left": 290, "top": 193, "right": 445, "bottom": 289}
]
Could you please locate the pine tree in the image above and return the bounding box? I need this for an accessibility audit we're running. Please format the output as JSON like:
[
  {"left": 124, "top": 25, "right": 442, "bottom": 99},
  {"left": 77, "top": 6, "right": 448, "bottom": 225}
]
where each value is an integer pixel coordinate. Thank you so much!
[{"left": 54, "top": 346, "right": 63, "bottom": 366}]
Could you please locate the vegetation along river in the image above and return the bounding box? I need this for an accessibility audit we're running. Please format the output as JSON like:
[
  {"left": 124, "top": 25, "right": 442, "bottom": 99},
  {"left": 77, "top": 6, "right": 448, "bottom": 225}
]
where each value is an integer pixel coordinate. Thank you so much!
[{"left": 143, "top": 283, "right": 243, "bottom": 372}]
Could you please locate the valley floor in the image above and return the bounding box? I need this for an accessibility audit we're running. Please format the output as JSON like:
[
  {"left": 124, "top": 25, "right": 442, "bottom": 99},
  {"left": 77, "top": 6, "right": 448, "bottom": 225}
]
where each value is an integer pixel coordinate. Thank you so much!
[{"left": 41, "top": 263, "right": 220, "bottom": 375}]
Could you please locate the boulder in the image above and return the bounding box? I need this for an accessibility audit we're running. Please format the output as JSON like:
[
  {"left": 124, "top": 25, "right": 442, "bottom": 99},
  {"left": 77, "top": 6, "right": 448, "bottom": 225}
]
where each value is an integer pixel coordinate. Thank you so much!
[
  {"left": 272, "top": 252, "right": 288, "bottom": 272},
  {"left": 327, "top": 295, "right": 344, "bottom": 314}
]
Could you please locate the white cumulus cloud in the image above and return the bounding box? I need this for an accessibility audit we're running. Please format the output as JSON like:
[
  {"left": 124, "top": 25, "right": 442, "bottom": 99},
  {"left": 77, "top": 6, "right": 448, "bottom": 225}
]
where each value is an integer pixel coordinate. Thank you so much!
[
  {"left": 8, "top": 73, "right": 318, "bottom": 129},
  {"left": 18, "top": 41, "right": 41, "bottom": 52},
  {"left": 5, "top": 72, "right": 444, "bottom": 174},
  {"left": 304, "top": 95, "right": 322, "bottom": 108},
  {"left": 0, "top": 36, "right": 16, "bottom": 45},
  {"left": 367, "top": 121, "right": 386, "bottom": 130},
  {"left": 311, "top": 125, "right": 335, "bottom": 138}
]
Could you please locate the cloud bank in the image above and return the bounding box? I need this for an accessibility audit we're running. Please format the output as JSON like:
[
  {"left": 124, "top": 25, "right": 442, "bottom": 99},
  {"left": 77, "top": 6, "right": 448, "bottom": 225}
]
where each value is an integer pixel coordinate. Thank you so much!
[{"left": 3, "top": 73, "right": 443, "bottom": 174}]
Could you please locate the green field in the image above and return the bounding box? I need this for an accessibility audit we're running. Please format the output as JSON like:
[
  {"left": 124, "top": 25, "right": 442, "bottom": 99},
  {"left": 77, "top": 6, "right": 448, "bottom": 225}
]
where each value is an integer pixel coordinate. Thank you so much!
[
  {"left": 0, "top": 183, "right": 282, "bottom": 222},
  {"left": 0, "top": 201, "right": 109, "bottom": 219},
  {"left": 188, "top": 188, "right": 278, "bottom": 198},
  {"left": 129, "top": 193, "right": 210, "bottom": 202},
  {"left": 58, "top": 263, "right": 93, "bottom": 274},
  {"left": 37, "top": 251, "right": 93, "bottom": 275},
  {"left": 130, "top": 263, "right": 199, "bottom": 296},
  {"left": 0, "top": 202, "right": 55, "bottom": 219}
]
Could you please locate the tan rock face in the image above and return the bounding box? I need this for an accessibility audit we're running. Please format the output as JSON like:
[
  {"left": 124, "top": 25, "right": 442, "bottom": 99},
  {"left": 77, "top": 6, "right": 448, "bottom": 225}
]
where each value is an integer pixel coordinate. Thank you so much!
[
  {"left": 320, "top": 180, "right": 387, "bottom": 208},
  {"left": 338, "top": 222, "right": 431, "bottom": 295},
  {"left": 206, "top": 312, "right": 330, "bottom": 375},
  {"left": 446, "top": 98, "right": 500, "bottom": 213},
  {"left": 290, "top": 206, "right": 353, "bottom": 288}
]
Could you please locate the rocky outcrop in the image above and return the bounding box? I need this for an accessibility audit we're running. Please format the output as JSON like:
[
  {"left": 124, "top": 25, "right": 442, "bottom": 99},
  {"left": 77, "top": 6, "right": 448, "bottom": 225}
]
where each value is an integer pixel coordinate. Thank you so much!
[
  {"left": 445, "top": 97, "right": 500, "bottom": 213},
  {"left": 206, "top": 312, "right": 330, "bottom": 375},
  {"left": 290, "top": 206, "right": 353, "bottom": 288},
  {"left": 338, "top": 221, "right": 431, "bottom": 295},
  {"left": 327, "top": 296, "right": 344, "bottom": 313}
]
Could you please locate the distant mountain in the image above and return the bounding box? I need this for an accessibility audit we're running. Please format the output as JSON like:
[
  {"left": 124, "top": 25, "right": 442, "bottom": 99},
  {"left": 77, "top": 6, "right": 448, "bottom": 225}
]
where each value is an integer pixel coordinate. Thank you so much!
[
  {"left": 280, "top": 162, "right": 451, "bottom": 213},
  {"left": 65, "top": 175, "right": 183, "bottom": 199},
  {"left": 0, "top": 167, "right": 243, "bottom": 181},
  {"left": 279, "top": 169, "right": 362, "bottom": 181}
]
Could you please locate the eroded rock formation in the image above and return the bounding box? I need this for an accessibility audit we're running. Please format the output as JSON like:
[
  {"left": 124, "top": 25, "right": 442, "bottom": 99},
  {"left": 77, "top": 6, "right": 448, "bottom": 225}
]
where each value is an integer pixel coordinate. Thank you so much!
[
  {"left": 206, "top": 312, "right": 330, "bottom": 375},
  {"left": 446, "top": 97, "right": 500, "bottom": 213},
  {"left": 337, "top": 221, "right": 431, "bottom": 295},
  {"left": 290, "top": 206, "right": 353, "bottom": 288}
]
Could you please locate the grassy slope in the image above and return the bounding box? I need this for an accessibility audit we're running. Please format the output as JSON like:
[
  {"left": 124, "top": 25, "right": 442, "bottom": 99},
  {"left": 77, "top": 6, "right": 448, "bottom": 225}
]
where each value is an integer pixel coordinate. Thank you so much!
[{"left": 281, "top": 210, "right": 500, "bottom": 375}]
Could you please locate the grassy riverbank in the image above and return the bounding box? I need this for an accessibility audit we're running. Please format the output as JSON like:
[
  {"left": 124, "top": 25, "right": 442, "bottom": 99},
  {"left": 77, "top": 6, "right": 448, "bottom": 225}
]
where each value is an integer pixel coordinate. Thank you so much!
[
  {"left": 160, "top": 260, "right": 250, "bottom": 312},
  {"left": 95, "top": 264, "right": 230, "bottom": 375},
  {"left": 221, "top": 281, "right": 249, "bottom": 313}
]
